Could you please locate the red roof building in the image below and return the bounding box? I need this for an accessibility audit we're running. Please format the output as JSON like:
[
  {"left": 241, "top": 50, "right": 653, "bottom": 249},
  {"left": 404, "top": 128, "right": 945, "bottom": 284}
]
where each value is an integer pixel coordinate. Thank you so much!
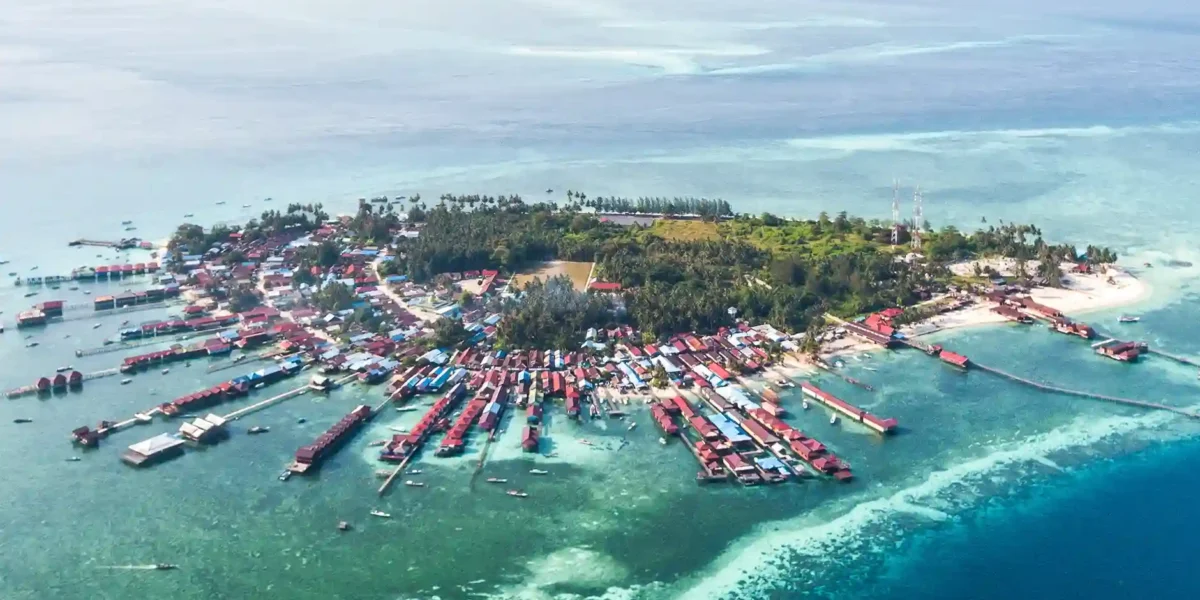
[{"left": 588, "top": 281, "right": 623, "bottom": 292}]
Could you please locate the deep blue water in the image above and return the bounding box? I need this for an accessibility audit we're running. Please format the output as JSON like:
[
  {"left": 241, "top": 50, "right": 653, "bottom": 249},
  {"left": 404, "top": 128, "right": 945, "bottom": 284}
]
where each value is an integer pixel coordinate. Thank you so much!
[{"left": 876, "top": 437, "right": 1200, "bottom": 599}]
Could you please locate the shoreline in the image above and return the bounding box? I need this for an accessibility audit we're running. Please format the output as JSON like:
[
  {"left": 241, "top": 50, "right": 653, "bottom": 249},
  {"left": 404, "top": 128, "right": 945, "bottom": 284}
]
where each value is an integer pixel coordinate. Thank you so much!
[{"left": 821, "top": 263, "right": 1151, "bottom": 360}]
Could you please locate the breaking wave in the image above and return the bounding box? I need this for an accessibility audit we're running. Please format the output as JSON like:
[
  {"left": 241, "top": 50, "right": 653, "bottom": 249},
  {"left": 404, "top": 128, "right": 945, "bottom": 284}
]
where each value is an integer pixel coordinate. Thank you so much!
[
  {"left": 672, "top": 407, "right": 1183, "bottom": 599},
  {"left": 492, "top": 400, "right": 1194, "bottom": 599}
]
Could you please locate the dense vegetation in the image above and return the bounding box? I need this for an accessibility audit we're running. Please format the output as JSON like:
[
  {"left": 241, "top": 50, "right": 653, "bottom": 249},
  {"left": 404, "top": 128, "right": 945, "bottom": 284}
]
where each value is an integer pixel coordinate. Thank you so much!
[
  {"left": 169, "top": 190, "right": 1123, "bottom": 348},
  {"left": 395, "top": 202, "right": 631, "bottom": 281},
  {"left": 391, "top": 201, "right": 1129, "bottom": 345},
  {"left": 569, "top": 193, "right": 733, "bottom": 218},
  {"left": 924, "top": 222, "right": 1117, "bottom": 265},
  {"left": 166, "top": 203, "right": 328, "bottom": 271},
  {"left": 496, "top": 276, "right": 616, "bottom": 349}
]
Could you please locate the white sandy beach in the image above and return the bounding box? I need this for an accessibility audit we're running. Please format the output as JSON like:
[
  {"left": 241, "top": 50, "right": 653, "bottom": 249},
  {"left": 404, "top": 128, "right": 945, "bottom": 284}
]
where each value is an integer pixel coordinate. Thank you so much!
[{"left": 822, "top": 262, "right": 1151, "bottom": 355}]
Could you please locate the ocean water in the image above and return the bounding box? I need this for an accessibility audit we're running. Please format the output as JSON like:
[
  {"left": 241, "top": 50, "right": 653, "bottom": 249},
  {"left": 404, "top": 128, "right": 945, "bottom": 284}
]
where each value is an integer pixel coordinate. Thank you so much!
[{"left": 4, "top": 1, "right": 1200, "bottom": 598}]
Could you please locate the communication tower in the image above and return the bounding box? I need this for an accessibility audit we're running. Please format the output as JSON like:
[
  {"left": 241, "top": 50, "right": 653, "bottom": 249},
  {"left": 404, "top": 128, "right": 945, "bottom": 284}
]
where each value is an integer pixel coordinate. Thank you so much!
[
  {"left": 911, "top": 186, "right": 924, "bottom": 250},
  {"left": 890, "top": 180, "right": 901, "bottom": 245}
]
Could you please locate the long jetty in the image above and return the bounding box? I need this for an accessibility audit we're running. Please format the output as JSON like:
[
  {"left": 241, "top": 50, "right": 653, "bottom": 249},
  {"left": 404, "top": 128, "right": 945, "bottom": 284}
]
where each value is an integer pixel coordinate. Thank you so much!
[
  {"left": 224, "top": 373, "right": 356, "bottom": 421},
  {"left": 1144, "top": 348, "right": 1200, "bottom": 368},
  {"left": 897, "top": 338, "right": 1199, "bottom": 419},
  {"left": 69, "top": 238, "right": 140, "bottom": 249},
  {"left": 969, "top": 362, "right": 1199, "bottom": 418},
  {"left": 5, "top": 368, "right": 121, "bottom": 398},
  {"left": 76, "top": 325, "right": 239, "bottom": 357},
  {"left": 1090, "top": 326, "right": 1200, "bottom": 369}
]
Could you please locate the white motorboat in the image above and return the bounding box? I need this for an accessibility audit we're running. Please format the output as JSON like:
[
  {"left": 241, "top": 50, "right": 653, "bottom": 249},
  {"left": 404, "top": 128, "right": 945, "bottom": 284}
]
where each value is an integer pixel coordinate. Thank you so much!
[{"left": 369, "top": 509, "right": 391, "bottom": 518}]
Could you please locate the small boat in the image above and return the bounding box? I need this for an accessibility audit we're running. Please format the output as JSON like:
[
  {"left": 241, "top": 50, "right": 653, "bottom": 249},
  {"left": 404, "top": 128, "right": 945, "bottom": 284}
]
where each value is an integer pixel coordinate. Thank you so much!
[
  {"left": 134, "top": 413, "right": 152, "bottom": 423},
  {"left": 395, "top": 406, "right": 418, "bottom": 412},
  {"left": 337, "top": 521, "right": 351, "bottom": 531},
  {"left": 369, "top": 510, "right": 391, "bottom": 518},
  {"left": 121, "top": 378, "right": 132, "bottom": 385},
  {"left": 120, "top": 220, "right": 133, "bottom": 225},
  {"left": 83, "top": 290, "right": 91, "bottom": 295},
  {"left": 56, "top": 365, "right": 74, "bottom": 372},
  {"left": 773, "top": 379, "right": 795, "bottom": 388},
  {"left": 833, "top": 360, "right": 845, "bottom": 368},
  {"left": 247, "top": 426, "right": 270, "bottom": 434},
  {"left": 279, "top": 470, "right": 293, "bottom": 481},
  {"left": 13, "top": 418, "right": 33, "bottom": 424},
  {"left": 802, "top": 399, "right": 809, "bottom": 410},
  {"left": 69, "top": 286, "right": 78, "bottom": 290},
  {"left": 579, "top": 439, "right": 593, "bottom": 446},
  {"left": 404, "top": 480, "right": 425, "bottom": 487},
  {"left": 183, "top": 213, "right": 194, "bottom": 218},
  {"left": 529, "top": 469, "right": 549, "bottom": 475},
  {"left": 23, "top": 292, "right": 36, "bottom": 298},
  {"left": 407, "top": 469, "right": 423, "bottom": 475},
  {"left": 93, "top": 323, "right": 102, "bottom": 329},
  {"left": 1118, "top": 315, "right": 1141, "bottom": 323},
  {"left": 66, "top": 456, "right": 81, "bottom": 462},
  {"left": 627, "top": 422, "right": 637, "bottom": 431},
  {"left": 30, "top": 266, "right": 38, "bottom": 271},
  {"left": 829, "top": 414, "right": 838, "bottom": 425},
  {"left": 242, "top": 204, "right": 252, "bottom": 208},
  {"left": 297, "top": 418, "right": 307, "bottom": 424},
  {"left": 506, "top": 490, "right": 529, "bottom": 498},
  {"left": 120, "top": 320, "right": 129, "bottom": 326},
  {"left": 486, "top": 477, "right": 508, "bottom": 483},
  {"left": 154, "top": 564, "right": 178, "bottom": 571},
  {"left": 367, "top": 440, "right": 386, "bottom": 447},
  {"left": 161, "top": 368, "right": 170, "bottom": 375},
  {"left": 375, "top": 469, "right": 392, "bottom": 478},
  {"left": 216, "top": 201, "right": 226, "bottom": 205},
  {"left": 26, "top": 341, "right": 38, "bottom": 348}
]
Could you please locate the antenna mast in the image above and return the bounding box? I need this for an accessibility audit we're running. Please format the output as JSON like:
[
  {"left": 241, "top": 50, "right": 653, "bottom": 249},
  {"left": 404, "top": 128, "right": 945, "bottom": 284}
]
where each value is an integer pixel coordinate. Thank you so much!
[
  {"left": 890, "top": 180, "right": 901, "bottom": 245},
  {"left": 911, "top": 186, "right": 924, "bottom": 250}
]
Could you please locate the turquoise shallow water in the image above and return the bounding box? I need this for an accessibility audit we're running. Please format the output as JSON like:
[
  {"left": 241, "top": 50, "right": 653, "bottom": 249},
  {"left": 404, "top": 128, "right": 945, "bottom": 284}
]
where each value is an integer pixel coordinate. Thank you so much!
[{"left": 5, "top": 1, "right": 1200, "bottom": 598}]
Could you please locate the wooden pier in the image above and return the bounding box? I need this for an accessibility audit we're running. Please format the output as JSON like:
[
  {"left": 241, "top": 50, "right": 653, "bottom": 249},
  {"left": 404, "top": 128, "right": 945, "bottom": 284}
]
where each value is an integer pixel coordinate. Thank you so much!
[
  {"left": 377, "top": 454, "right": 416, "bottom": 496},
  {"left": 813, "top": 359, "right": 875, "bottom": 392},
  {"left": 75, "top": 325, "right": 238, "bottom": 357},
  {"left": 897, "top": 338, "right": 1198, "bottom": 419},
  {"left": 68, "top": 238, "right": 141, "bottom": 249},
  {"left": 5, "top": 368, "right": 121, "bottom": 399},
  {"left": 1143, "top": 348, "right": 1200, "bottom": 369},
  {"left": 1085, "top": 327, "right": 1200, "bottom": 368},
  {"left": 970, "top": 362, "right": 1199, "bottom": 418}
]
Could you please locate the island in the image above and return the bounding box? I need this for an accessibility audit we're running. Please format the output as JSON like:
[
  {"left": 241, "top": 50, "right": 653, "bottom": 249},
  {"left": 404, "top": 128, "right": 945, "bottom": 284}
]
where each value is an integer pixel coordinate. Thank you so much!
[{"left": 9, "top": 191, "right": 1162, "bottom": 494}]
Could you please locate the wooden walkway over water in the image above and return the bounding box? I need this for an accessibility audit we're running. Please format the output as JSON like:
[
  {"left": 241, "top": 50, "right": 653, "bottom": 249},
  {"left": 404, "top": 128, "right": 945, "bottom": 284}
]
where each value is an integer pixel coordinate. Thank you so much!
[
  {"left": 896, "top": 338, "right": 1199, "bottom": 419},
  {"left": 75, "top": 325, "right": 238, "bottom": 357},
  {"left": 5, "top": 368, "right": 122, "bottom": 398}
]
